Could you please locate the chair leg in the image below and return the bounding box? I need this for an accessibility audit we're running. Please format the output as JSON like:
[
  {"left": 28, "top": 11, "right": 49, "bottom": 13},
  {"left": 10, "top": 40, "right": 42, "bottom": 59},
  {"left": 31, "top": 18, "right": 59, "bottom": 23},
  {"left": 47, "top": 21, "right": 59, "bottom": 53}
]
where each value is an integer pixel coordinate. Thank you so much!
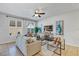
[
  {"left": 52, "top": 42, "right": 62, "bottom": 56},
  {"left": 63, "top": 39, "right": 65, "bottom": 50},
  {"left": 60, "top": 39, "right": 65, "bottom": 50},
  {"left": 60, "top": 42, "right": 61, "bottom": 56}
]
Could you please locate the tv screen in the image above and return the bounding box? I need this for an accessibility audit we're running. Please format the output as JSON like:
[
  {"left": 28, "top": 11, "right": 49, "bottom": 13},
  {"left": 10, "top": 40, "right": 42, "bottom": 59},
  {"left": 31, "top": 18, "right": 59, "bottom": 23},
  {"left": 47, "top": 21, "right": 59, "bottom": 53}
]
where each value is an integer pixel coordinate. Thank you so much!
[{"left": 44, "top": 25, "right": 53, "bottom": 31}]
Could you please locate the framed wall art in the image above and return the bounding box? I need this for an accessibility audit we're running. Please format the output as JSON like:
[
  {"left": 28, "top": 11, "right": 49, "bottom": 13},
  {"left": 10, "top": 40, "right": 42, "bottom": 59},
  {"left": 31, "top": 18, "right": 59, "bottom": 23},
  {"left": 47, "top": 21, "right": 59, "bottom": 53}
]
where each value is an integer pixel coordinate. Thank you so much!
[{"left": 56, "top": 20, "right": 64, "bottom": 35}]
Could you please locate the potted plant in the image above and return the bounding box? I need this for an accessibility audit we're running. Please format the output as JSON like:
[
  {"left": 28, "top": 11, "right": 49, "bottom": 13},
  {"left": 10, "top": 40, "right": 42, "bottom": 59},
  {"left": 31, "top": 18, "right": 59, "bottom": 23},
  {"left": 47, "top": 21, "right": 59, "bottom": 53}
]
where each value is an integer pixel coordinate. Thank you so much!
[{"left": 34, "top": 27, "right": 39, "bottom": 36}]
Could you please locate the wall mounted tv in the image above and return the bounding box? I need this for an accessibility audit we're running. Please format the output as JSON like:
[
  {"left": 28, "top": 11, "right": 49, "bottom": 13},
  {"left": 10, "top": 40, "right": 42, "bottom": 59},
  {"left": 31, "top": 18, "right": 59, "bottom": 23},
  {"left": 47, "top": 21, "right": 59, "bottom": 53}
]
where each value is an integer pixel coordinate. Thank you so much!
[{"left": 44, "top": 25, "right": 53, "bottom": 31}]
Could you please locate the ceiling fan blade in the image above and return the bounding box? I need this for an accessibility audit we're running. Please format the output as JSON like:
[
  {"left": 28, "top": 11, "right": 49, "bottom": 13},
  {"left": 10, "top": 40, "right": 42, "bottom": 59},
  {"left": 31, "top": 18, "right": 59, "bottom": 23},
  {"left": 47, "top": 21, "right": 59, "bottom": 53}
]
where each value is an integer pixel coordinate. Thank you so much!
[
  {"left": 33, "top": 9, "right": 45, "bottom": 17},
  {"left": 35, "top": 12, "right": 45, "bottom": 15}
]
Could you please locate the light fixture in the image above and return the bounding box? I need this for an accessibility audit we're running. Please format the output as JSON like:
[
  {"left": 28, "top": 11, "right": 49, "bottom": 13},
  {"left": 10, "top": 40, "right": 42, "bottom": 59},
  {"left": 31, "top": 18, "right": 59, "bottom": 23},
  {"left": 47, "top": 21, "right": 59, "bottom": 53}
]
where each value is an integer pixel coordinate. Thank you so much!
[
  {"left": 33, "top": 8, "right": 45, "bottom": 17},
  {"left": 27, "top": 23, "right": 34, "bottom": 28},
  {"left": 34, "top": 14, "right": 39, "bottom": 16}
]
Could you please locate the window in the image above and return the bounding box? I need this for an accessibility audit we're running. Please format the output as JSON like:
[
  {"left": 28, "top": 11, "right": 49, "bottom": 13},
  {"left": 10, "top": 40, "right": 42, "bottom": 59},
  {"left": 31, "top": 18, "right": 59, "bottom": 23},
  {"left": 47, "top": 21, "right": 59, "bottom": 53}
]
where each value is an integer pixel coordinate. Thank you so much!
[
  {"left": 17, "top": 21, "right": 22, "bottom": 27},
  {"left": 10, "top": 20, "right": 15, "bottom": 27}
]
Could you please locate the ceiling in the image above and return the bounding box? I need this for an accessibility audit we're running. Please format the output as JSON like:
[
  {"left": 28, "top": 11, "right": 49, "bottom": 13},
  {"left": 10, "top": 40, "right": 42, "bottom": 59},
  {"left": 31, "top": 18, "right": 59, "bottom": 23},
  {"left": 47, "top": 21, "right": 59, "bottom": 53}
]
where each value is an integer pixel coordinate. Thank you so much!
[{"left": 0, "top": 3, "right": 79, "bottom": 21}]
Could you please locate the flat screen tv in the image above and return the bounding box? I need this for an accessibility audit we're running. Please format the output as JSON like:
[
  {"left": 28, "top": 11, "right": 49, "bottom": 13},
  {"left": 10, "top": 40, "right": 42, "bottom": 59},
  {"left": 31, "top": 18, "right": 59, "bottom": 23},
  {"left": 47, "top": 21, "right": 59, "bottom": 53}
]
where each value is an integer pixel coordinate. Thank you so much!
[{"left": 44, "top": 25, "right": 53, "bottom": 31}]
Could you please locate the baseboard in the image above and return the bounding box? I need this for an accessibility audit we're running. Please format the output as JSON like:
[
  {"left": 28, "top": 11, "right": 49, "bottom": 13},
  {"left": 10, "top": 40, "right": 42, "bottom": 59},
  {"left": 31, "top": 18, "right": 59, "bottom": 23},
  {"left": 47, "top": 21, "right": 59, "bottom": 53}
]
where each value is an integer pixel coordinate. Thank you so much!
[
  {"left": 66, "top": 42, "right": 79, "bottom": 47},
  {"left": 0, "top": 40, "right": 16, "bottom": 45}
]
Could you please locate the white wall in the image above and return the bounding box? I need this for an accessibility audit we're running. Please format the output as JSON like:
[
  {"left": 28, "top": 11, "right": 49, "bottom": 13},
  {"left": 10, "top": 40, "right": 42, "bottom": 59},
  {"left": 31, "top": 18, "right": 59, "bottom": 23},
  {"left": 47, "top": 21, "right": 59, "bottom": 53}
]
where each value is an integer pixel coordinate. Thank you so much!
[
  {"left": 37, "top": 11, "right": 79, "bottom": 47},
  {"left": 37, "top": 17, "right": 55, "bottom": 33},
  {"left": 0, "top": 14, "right": 36, "bottom": 44},
  {"left": 0, "top": 14, "right": 10, "bottom": 44},
  {"left": 0, "top": 14, "right": 23, "bottom": 44}
]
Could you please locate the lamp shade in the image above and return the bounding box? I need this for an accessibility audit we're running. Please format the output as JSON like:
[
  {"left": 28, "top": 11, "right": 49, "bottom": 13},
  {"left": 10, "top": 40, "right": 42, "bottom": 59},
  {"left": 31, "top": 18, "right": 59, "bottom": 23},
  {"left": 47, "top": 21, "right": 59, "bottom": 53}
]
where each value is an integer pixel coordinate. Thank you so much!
[{"left": 27, "top": 23, "right": 35, "bottom": 28}]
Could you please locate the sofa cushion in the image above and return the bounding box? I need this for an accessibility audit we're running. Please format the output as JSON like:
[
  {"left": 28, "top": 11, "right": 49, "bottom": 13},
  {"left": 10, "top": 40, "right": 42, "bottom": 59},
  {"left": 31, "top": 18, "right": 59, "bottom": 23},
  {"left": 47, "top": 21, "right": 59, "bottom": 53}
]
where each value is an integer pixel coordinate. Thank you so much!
[
  {"left": 27, "top": 37, "right": 37, "bottom": 44},
  {"left": 27, "top": 37, "right": 33, "bottom": 43}
]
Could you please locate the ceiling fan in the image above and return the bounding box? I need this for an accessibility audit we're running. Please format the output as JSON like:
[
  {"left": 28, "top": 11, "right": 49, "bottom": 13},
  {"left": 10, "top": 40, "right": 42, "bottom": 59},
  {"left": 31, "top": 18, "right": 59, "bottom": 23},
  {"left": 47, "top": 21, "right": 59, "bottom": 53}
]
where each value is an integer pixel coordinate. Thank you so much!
[{"left": 33, "top": 8, "right": 45, "bottom": 17}]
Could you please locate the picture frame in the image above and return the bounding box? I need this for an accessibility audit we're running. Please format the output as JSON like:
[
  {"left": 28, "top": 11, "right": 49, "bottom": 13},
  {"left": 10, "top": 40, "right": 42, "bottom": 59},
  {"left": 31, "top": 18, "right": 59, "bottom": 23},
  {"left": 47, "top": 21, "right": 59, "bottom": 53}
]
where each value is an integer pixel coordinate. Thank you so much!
[{"left": 56, "top": 20, "right": 64, "bottom": 35}]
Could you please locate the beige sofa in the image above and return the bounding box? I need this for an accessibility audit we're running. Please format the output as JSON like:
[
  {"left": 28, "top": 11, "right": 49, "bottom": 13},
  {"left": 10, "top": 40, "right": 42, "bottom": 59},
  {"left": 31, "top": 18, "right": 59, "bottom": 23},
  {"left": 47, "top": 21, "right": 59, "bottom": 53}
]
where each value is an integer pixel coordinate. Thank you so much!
[
  {"left": 16, "top": 36, "right": 41, "bottom": 56},
  {"left": 27, "top": 41, "right": 41, "bottom": 56}
]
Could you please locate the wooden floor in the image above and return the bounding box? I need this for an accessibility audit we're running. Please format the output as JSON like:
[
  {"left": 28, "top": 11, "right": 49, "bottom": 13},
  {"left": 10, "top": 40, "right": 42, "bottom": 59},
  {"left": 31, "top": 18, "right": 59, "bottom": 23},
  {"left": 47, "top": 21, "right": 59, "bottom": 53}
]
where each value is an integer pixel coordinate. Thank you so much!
[
  {"left": 35, "top": 45, "right": 79, "bottom": 56},
  {"left": 0, "top": 42, "right": 23, "bottom": 56},
  {"left": 62, "top": 45, "right": 79, "bottom": 56},
  {"left": 0, "top": 42, "right": 79, "bottom": 56}
]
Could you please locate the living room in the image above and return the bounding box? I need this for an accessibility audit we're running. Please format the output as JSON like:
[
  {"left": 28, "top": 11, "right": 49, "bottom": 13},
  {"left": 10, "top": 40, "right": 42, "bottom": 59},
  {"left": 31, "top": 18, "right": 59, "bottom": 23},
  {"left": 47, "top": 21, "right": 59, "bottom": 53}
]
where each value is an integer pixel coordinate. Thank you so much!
[{"left": 0, "top": 3, "right": 79, "bottom": 56}]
